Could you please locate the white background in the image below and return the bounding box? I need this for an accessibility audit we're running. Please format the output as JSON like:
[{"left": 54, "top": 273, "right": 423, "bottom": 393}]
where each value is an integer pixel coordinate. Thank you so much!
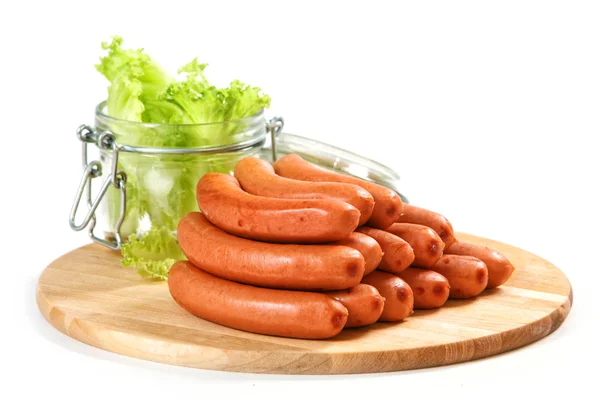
[{"left": 1, "top": 0, "right": 598, "bottom": 399}]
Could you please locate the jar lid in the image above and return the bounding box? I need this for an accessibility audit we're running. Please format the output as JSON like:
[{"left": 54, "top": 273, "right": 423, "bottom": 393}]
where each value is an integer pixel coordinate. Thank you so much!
[{"left": 260, "top": 132, "right": 409, "bottom": 203}]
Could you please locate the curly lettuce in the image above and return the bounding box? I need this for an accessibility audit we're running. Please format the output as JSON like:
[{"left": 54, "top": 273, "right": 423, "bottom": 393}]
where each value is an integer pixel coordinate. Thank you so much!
[
  {"left": 95, "top": 36, "right": 271, "bottom": 279},
  {"left": 120, "top": 226, "right": 186, "bottom": 280}
]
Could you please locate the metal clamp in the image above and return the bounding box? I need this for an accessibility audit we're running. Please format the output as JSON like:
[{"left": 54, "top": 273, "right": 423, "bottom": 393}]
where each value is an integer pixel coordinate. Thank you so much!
[
  {"left": 69, "top": 125, "right": 127, "bottom": 250},
  {"left": 266, "top": 116, "right": 284, "bottom": 161}
]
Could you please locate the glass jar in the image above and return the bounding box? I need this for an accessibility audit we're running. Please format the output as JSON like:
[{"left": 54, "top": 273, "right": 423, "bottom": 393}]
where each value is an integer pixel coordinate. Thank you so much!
[
  {"left": 70, "top": 101, "right": 272, "bottom": 249},
  {"left": 69, "top": 101, "right": 407, "bottom": 254}
]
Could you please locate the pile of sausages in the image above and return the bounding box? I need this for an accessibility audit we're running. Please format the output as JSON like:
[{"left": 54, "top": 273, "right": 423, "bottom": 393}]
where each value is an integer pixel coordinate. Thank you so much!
[{"left": 168, "top": 154, "right": 515, "bottom": 339}]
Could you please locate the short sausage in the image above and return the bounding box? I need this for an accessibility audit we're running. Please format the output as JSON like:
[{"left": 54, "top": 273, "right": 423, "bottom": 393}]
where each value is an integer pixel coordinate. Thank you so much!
[
  {"left": 273, "top": 154, "right": 403, "bottom": 229},
  {"left": 396, "top": 203, "right": 457, "bottom": 248},
  {"left": 168, "top": 261, "right": 349, "bottom": 339},
  {"left": 332, "top": 232, "right": 382, "bottom": 275},
  {"left": 430, "top": 255, "right": 488, "bottom": 299},
  {"left": 386, "top": 223, "right": 445, "bottom": 268},
  {"left": 356, "top": 226, "right": 414, "bottom": 273},
  {"left": 326, "top": 284, "right": 385, "bottom": 328},
  {"left": 196, "top": 172, "right": 360, "bottom": 243},
  {"left": 178, "top": 212, "right": 365, "bottom": 290},
  {"left": 234, "top": 157, "right": 375, "bottom": 225},
  {"left": 395, "top": 268, "right": 450, "bottom": 309},
  {"left": 361, "top": 271, "right": 414, "bottom": 322},
  {"left": 445, "top": 242, "right": 515, "bottom": 288}
]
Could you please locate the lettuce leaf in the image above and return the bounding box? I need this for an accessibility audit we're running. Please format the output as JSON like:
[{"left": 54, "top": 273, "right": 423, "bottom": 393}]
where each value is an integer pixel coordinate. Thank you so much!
[
  {"left": 120, "top": 226, "right": 185, "bottom": 280},
  {"left": 96, "top": 36, "right": 183, "bottom": 124},
  {"left": 96, "top": 36, "right": 270, "bottom": 279}
]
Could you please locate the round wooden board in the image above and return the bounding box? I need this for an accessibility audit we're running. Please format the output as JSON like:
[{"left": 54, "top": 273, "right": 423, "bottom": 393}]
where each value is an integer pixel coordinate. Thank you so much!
[{"left": 36, "top": 233, "right": 572, "bottom": 375}]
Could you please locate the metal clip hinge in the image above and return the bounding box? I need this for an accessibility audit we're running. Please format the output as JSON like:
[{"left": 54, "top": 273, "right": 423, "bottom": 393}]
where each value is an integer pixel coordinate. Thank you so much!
[
  {"left": 69, "top": 126, "right": 127, "bottom": 250},
  {"left": 267, "top": 117, "right": 284, "bottom": 161}
]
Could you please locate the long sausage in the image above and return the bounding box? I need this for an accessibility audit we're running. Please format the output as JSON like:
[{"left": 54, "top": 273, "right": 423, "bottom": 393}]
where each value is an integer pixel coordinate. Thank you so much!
[
  {"left": 168, "top": 261, "right": 349, "bottom": 339},
  {"left": 445, "top": 242, "right": 515, "bottom": 288},
  {"left": 396, "top": 203, "right": 457, "bottom": 248},
  {"left": 356, "top": 226, "right": 414, "bottom": 273},
  {"left": 178, "top": 212, "right": 365, "bottom": 290},
  {"left": 430, "top": 255, "right": 488, "bottom": 299},
  {"left": 273, "top": 154, "right": 403, "bottom": 229},
  {"left": 234, "top": 157, "right": 375, "bottom": 225},
  {"left": 395, "top": 268, "right": 450, "bottom": 309},
  {"left": 196, "top": 172, "right": 360, "bottom": 243},
  {"left": 332, "top": 232, "right": 382, "bottom": 275},
  {"left": 386, "top": 223, "right": 444, "bottom": 268},
  {"left": 361, "top": 271, "right": 414, "bottom": 322},
  {"left": 326, "top": 284, "right": 385, "bottom": 328}
]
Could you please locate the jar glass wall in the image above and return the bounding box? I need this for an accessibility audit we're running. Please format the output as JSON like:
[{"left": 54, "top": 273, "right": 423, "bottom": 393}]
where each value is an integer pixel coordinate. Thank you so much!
[{"left": 94, "top": 101, "right": 266, "bottom": 242}]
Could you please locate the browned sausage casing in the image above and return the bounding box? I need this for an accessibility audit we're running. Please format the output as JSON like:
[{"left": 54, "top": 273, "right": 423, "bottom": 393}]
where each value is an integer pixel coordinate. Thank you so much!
[
  {"left": 178, "top": 212, "right": 365, "bottom": 290},
  {"left": 445, "top": 242, "right": 515, "bottom": 288},
  {"left": 326, "top": 284, "right": 385, "bottom": 328},
  {"left": 168, "top": 261, "right": 349, "bottom": 339},
  {"left": 430, "top": 255, "right": 488, "bottom": 299},
  {"left": 386, "top": 223, "right": 445, "bottom": 268},
  {"left": 332, "top": 232, "right": 382, "bottom": 275},
  {"left": 356, "top": 226, "right": 415, "bottom": 273},
  {"left": 272, "top": 154, "right": 403, "bottom": 229},
  {"left": 396, "top": 203, "right": 457, "bottom": 248},
  {"left": 361, "top": 271, "right": 414, "bottom": 322},
  {"left": 196, "top": 173, "right": 360, "bottom": 243},
  {"left": 234, "top": 157, "right": 375, "bottom": 225},
  {"left": 395, "top": 268, "right": 450, "bottom": 309}
]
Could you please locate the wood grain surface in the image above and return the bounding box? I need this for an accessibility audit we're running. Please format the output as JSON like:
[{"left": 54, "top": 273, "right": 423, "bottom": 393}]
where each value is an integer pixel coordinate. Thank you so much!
[{"left": 36, "top": 233, "right": 572, "bottom": 375}]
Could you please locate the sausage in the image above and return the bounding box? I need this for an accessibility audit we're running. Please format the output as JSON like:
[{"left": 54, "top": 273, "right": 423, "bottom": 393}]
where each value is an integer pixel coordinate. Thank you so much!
[
  {"left": 395, "top": 268, "right": 450, "bottom": 309},
  {"left": 272, "top": 154, "right": 403, "bottom": 229},
  {"left": 196, "top": 172, "right": 360, "bottom": 243},
  {"left": 386, "top": 223, "right": 444, "bottom": 268},
  {"left": 326, "top": 284, "right": 385, "bottom": 328},
  {"left": 332, "top": 232, "right": 383, "bottom": 275},
  {"left": 355, "top": 226, "right": 414, "bottom": 273},
  {"left": 234, "top": 157, "right": 375, "bottom": 225},
  {"left": 168, "top": 261, "right": 349, "bottom": 339},
  {"left": 396, "top": 203, "right": 457, "bottom": 248},
  {"left": 178, "top": 212, "right": 365, "bottom": 290},
  {"left": 430, "top": 255, "right": 488, "bottom": 299},
  {"left": 445, "top": 242, "right": 515, "bottom": 288},
  {"left": 361, "top": 271, "right": 414, "bottom": 322}
]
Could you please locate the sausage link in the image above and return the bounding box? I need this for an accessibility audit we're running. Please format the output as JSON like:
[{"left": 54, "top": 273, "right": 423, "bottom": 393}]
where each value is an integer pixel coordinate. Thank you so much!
[
  {"left": 445, "top": 242, "right": 515, "bottom": 288},
  {"left": 331, "top": 232, "right": 382, "bottom": 275},
  {"left": 196, "top": 172, "right": 360, "bottom": 243},
  {"left": 178, "top": 212, "right": 365, "bottom": 290},
  {"left": 168, "top": 261, "right": 349, "bottom": 339},
  {"left": 273, "top": 154, "right": 403, "bottom": 229},
  {"left": 234, "top": 157, "right": 375, "bottom": 225},
  {"left": 396, "top": 203, "right": 457, "bottom": 248},
  {"left": 430, "top": 255, "right": 488, "bottom": 299},
  {"left": 395, "top": 268, "right": 450, "bottom": 309},
  {"left": 326, "top": 284, "right": 385, "bottom": 328},
  {"left": 356, "top": 226, "right": 414, "bottom": 273},
  {"left": 386, "top": 223, "right": 444, "bottom": 268},
  {"left": 361, "top": 271, "right": 414, "bottom": 322}
]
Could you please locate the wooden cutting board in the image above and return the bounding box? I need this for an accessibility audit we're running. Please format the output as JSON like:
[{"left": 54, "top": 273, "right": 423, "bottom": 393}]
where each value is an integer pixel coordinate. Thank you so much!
[{"left": 36, "top": 233, "right": 572, "bottom": 375}]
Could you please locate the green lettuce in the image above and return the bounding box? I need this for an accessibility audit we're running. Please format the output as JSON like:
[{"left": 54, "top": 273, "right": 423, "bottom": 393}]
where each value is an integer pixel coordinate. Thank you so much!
[
  {"left": 120, "top": 226, "right": 186, "bottom": 280},
  {"left": 96, "top": 36, "right": 183, "bottom": 124},
  {"left": 96, "top": 36, "right": 270, "bottom": 279}
]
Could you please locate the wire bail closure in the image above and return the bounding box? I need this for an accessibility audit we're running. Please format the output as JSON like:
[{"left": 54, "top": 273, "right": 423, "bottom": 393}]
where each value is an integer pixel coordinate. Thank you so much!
[
  {"left": 69, "top": 117, "right": 284, "bottom": 250},
  {"left": 69, "top": 125, "right": 127, "bottom": 250},
  {"left": 266, "top": 116, "right": 284, "bottom": 161}
]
